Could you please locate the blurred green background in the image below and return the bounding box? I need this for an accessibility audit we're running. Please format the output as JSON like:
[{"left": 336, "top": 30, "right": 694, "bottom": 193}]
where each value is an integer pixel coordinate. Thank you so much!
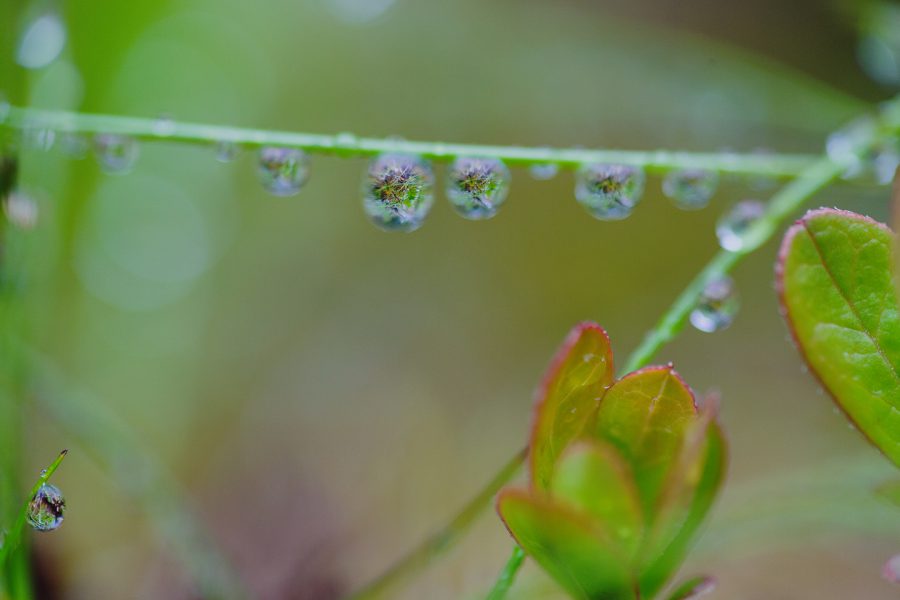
[{"left": 3, "top": 0, "right": 900, "bottom": 598}]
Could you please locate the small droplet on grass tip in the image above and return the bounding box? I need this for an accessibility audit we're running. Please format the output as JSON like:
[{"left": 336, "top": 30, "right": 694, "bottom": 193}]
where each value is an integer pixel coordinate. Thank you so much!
[
  {"left": 446, "top": 157, "right": 510, "bottom": 220},
  {"left": 690, "top": 276, "right": 739, "bottom": 333},
  {"left": 575, "top": 163, "right": 644, "bottom": 220},
  {"left": 362, "top": 153, "right": 433, "bottom": 232},
  {"left": 27, "top": 483, "right": 65, "bottom": 532},
  {"left": 214, "top": 140, "right": 239, "bottom": 163}
]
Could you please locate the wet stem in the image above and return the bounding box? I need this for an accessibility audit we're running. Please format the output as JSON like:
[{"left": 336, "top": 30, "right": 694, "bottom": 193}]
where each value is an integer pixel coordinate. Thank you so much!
[{"left": 0, "top": 95, "right": 897, "bottom": 599}]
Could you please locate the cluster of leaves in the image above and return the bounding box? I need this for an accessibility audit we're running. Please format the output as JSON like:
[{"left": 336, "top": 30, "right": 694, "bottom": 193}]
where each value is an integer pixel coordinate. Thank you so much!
[{"left": 496, "top": 324, "right": 726, "bottom": 600}]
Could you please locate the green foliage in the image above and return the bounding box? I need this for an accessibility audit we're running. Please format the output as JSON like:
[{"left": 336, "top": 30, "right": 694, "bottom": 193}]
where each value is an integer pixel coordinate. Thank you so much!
[
  {"left": 778, "top": 208, "right": 900, "bottom": 466},
  {"left": 498, "top": 323, "right": 726, "bottom": 600}
]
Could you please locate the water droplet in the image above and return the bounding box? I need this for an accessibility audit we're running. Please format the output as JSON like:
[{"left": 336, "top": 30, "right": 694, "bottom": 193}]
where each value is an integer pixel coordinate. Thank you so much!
[
  {"left": 94, "top": 134, "right": 139, "bottom": 174},
  {"left": 690, "top": 276, "right": 739, "bottom": 333},
  {"left": 362, "top": 153, "right": 434, "bottom": 232},
  {"left": 716, "top": 200, "right": 766, "bottom": 252},
  {"left": 529, "top": 153, "right": 559, "bottom": 180},
  {"left": 662, "top": 169, "right": 719, "bottom": 210},
  {"left": 214, "top": 140, "right": 239, "bottom": 163},
  {"left": 152, "top": 114, "right": 176, "bottom": 137},
  {"left": 27, "top": 483, "right": 65, "bottom": 532},
  {"left": 3, "top": 190, "right": 39, "bottom": 230},
  {"left": 884, "top": 554, "right": 900, "bottom": 584},
  {"left": 826, "top": 119, "right": 876, "bottom": 179},
  {"left": 257, "top": 147, "right": 310, "bottom": 196},
  {"left": 21, "top": 126, "right": 55, "bottom": 152},
  {"left": 59, "top": 132, "right": 89, "bottom": 159},
  {"left": 446, "top": 157, "right": 510, "bottom": 220},
  {"left": 575, "top": 163, "right": 644, "bottom": 221},
  {"left": 872, "top": 143, "right": 900, "bottom": 185},
  {"left": 17, "top": 13, "right": 66, "bottom": 70}
]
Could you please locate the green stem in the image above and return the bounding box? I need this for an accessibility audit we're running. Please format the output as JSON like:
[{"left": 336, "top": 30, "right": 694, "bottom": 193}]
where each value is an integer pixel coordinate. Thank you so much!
[
  {"left": 0, "top": 106, "right": 819, "bottom": 177},
  {"left": 346, "top": 447, "right": 527, "bottom": 600},
  {"left": 0, "top": 450, "right": 67, "bottom": 572},
  {"left": 486, "top": 547, "right": 526, "bottom": 600}
]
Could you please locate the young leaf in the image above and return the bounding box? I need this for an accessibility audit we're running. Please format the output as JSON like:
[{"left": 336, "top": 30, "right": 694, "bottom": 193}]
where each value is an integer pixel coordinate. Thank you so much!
[
  {"left": 529, "top": 323, "right": 615, "bottom": 490},
  {"left": 497, "top": 489, "right": 637, "bottom": 600},
  {"left": 664, "top": 575, "right": 716, "bottom": 600},
  {"left": 550, "top": 440, "right": 644, "bottom": 558},
  {"left": 592, "top": 365, "right": 698, "bottom": 514},
  {"left": 637, "top": 405, "right": 727, "bottom": 597},
  {"left": 777, "top": 208, "right": 900, "bottom": 466}
]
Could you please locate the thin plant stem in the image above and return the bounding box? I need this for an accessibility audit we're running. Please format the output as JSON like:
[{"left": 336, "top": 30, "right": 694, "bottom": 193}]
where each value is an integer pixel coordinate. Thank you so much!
[
  {"left": 346, "top": 447, "right": 527, "bottom": 600},
  {"left": 485, "top": 547, "right": 526, "bottom": 600},
  {"left": 27, "top": 353, "right": 247, "bottom": 600},
  {"left": 0, "top": 106, "right": 819, "bottom": 177},
  {"left": 0, "top": 450, "right": 67, "bottom": 572}
]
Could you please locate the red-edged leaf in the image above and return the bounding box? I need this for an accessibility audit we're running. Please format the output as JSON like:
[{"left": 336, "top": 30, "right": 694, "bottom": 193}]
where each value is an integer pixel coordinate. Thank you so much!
[
  {"left": 665, "top": 575, "right": 716, "bottom": 600},
  {"left": 551, "top": 440, "right": 644, "bottom": 559},
  {"left": 529, "top": 322, "right": 615, "bottom": 490},
  {"left": 592, "top": 365, "right": 698, "bottom": 514},
  {"left": 778, "top": 208, "right": 900, "bottom": 466},
  {"left": 497, "top": 489, "right": 637, "bottom": 600}
]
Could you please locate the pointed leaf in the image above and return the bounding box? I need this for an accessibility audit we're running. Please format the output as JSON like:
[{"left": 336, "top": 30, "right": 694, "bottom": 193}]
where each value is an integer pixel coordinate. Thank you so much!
[
  {"left": 592, "top": 365, "right": 698, "bottom": 513},
  {"left": 777, "top": 208, "right": 900, "bottom": 466},
  {"left": 497, "top": 489, "right": 637, "bottom": 600},
  {"left": 638, "top": 403, "right": 727, "bottom": 597},
  {"left": 529, "top": 322, "right": 615, "bottom": 490},
  {"left": 551, "top": 440, "right": 644, "bottom": 558}
]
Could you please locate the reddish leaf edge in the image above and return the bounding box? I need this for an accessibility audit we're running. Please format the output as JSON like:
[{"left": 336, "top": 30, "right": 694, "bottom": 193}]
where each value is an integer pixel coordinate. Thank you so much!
[
  {"left": 775, "top": 207, "right": 896, "bottom": 463},
  {"left": 527, "top": 322, "right": 615, "bottom": 485}
]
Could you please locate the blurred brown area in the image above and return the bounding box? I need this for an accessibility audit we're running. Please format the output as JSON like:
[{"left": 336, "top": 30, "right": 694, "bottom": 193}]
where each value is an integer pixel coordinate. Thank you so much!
[{"left": 5, "top": 0, "right": 899, "bottom": 598}]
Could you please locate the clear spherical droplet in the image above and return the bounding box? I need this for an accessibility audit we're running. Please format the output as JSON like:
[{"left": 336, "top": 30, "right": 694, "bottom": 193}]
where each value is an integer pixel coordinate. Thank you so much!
[
  {"left": 94, "top": 134, "right": 139, "bottom": 174},
  {"left": 716, "top": 200, "right": 766, "bottom": 252},
  {"left": 27, "top": 483, "right": 65, "bottom": 532},
  {"left": 3, "top": 190, "right": 39, "bottom": 230},
  {"left": 883, "top": 554, "right": 900, "bottom": 584},
  {"left": 258, "top": 147, "right": 310, "bottom": 196},
  {"left": 690, "top": 276, "right": 739, "bottom": 333},
  {"left": 362, "top": 153, "right": 434, "bottom": 232},
  {"left": 22, "top": 126, "right": 56, "bottom": 152},
  {"left": 214, "top": 140, "right": 239, "bottom": 163},
  {"left": 446, "top": 157, "right": 510, "bottom": 220},
  {"left": 59, "top": 132, "right": 89, "bottom": 159},
  {"left": 575, "top": 163, "right": 644, "bottom": 221},
  {"left": 662, "top": 169, "right": 719, "bottom": 210}
]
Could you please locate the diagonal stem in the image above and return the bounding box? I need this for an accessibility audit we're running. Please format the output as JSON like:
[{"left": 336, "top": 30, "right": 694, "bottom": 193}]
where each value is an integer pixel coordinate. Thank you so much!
[{"left": 0, "top": 106, "right": 818, "bottom": 177}]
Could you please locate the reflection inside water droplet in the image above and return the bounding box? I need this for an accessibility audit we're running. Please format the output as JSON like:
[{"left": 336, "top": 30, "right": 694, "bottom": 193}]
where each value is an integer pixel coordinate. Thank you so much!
[
  {"left": 446, "top": 157, "right": 510, "bottom": 220},
  {"left": 257, "top": 147, "right": 310, "bottom": 196},
  {"left": 575, "top": 163, "right": 644, "bottom": 221},
  {"left": 27, "top": 483, "right": 65, "bottom": 532},
  {"left": 362, "top": 153, "right": 433, "bottom": 232},
  {"left": 690, "top": 276, "right": 739, "bottom": 333},
  {"left": 662, "top": 169, "right": 718, "bottom": 210}
]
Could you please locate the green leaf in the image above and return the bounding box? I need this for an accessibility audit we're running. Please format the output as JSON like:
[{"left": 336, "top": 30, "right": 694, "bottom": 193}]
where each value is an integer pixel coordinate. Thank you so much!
[
  {"left": 592, "top": 365, "right": 698, "bottom": 514},
  {"left": 497, "top": 489, "right": 637, "bottom": 600},
  {"left": 637, "top": 403, "right": 727, "bottom": 597},
  {"left": 550, "top": 440, "right": 644, "bottom": 558},
  {"left": 778, "top": 208, "right": 900, "bottom": 466},
  {"left": 529, "top": 322, "right": 615, "bottom": 490}
]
